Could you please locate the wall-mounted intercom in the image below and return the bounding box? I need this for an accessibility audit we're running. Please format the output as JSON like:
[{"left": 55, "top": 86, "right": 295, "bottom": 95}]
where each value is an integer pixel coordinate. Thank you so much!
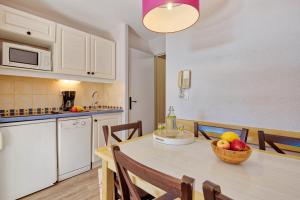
[{"left": 178, "top": 70, "right": 191, "bottom": 99}]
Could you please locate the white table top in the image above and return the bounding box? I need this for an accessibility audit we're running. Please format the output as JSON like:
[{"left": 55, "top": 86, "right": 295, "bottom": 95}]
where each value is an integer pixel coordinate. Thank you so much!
[{"left": 119, "top": 135, "right": 300, "bottom": 200}]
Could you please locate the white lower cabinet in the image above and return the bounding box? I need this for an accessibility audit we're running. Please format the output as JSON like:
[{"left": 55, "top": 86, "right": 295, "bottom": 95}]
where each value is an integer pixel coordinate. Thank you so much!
[
  {"left": 0, "top": 119, "right": 57, "bottom": 200},
  {"left": 92, "top": 113, "right": 122, "bottom": 166}
]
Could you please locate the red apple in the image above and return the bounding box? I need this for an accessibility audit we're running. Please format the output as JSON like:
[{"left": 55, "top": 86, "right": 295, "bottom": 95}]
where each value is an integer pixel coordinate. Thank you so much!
[
  {"left": 70, "top": 106, "right": 77, "bottom": 112},
  {"left": 217, "top": 140, "right": 230, "bottom": 150},
  {"left": 230, "top": 139, "right": 246, "bottom": 151}
]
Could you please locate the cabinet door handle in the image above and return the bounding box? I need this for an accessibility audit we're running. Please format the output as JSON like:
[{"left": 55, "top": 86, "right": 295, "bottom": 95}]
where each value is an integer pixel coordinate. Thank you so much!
[
  {"left": 27, "top": 31, "right": 31, "bottom": 35},
  {"left": 91, "top": 72, "right": 95, "bottom": 75},
  {"left": 94, "top": 119, "right": 98, "bottom": 122},
  {"left": 87, "top": 72, "right": 91, "bottom": 75}
]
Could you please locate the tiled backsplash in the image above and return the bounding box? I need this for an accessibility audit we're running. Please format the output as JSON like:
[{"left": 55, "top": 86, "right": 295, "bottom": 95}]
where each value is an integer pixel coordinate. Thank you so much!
[{"left": 0, "top": 75, "right": 124, "bottom": 110}]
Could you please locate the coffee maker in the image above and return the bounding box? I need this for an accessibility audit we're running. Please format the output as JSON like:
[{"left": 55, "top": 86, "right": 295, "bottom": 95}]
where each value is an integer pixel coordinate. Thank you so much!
[{"left": 62, "top": 91, "right": 76, "bottom": 111}]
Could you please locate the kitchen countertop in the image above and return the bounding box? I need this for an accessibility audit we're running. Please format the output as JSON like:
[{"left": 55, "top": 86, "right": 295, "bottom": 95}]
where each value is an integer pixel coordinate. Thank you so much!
[{"left": 0, "top": 109, "right": 123, "bottom": 123}]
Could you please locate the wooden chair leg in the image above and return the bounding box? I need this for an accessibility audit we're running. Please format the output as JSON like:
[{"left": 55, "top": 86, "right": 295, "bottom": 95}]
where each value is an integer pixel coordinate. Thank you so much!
[{"left": 194, "top": 122, "right": 199, "bottom": 137}]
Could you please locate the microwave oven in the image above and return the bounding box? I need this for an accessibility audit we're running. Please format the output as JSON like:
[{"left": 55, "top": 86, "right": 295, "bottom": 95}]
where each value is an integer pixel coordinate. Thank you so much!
[{"left": 0, "top": 42, "right": 52, "bottom": 71}]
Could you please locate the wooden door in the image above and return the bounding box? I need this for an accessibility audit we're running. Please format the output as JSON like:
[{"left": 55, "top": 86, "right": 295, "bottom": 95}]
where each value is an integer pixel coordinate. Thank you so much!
[
  {"left": 155, "top": 56, "right": 166, "bottom": 128},
  {"left": 91, "top": 35, "right": 116, "bottom": 79},
  {"left": 54, "top": 24, "right": 91, "bottom": 76}
]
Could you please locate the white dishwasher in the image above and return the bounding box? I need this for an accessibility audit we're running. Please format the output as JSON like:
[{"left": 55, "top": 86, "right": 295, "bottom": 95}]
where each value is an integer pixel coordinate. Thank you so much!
[{"left": 58, "top": 116, "right": 92, "bottom": 181}]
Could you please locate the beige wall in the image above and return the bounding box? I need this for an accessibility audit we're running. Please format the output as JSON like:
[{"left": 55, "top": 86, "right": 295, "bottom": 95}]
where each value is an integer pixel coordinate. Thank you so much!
[{"left": 0, "top": 75, "right": 123, "bottom": 110}]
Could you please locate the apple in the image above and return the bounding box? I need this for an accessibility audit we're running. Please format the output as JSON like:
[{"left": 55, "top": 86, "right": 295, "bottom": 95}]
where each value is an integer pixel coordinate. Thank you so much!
[
  {"left": 230, "top": 139, "right": 246, "bottom": 151},
  {"left": 70, "top": 106, "right": 77, "bottom": 112},
  {"left": 217, "top": 140, "right": 230, "bottom": 150}
]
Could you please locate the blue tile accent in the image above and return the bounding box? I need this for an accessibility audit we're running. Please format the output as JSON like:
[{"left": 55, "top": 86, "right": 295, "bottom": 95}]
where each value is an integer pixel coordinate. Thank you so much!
[
  {"left": 198, "top": 125, "right": 242, "bottom": 136},
  {"left": 0, "top": 109, "right": 123, "bottom": 123}
]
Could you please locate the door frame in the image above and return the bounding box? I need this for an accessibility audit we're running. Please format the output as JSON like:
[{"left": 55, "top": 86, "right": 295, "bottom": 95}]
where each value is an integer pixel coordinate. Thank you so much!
[{"left": 154, "top": 54, "right": 166, "bottom": 128}]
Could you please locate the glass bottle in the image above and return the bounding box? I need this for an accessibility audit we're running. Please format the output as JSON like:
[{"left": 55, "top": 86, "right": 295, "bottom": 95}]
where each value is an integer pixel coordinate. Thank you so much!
[{"left": 166, "top": 106, "right": 177, "bottom": 130}]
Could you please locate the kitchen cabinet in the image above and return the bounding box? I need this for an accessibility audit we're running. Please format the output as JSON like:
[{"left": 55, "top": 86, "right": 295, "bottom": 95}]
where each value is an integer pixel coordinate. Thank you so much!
[
  {"left": 0, "top": 119, "right": 57, "bottom": 200},
  {"left": 0, "top": 4, "right": 55, "bottom": 44},
  {"left": 54, "top": 24, "right": 91, "bottom": 76},
  {"left": 91, "top": 35, "right": 116, "bottom": 79},
  {"left": 54, "top": 25, "right": 116, "bottom": 79},
  {"left": 0, "top": 4, "right": 117, "bottom": 81},
  {"left": 92, "top": 113, "right": 121, "bottom": 165}
]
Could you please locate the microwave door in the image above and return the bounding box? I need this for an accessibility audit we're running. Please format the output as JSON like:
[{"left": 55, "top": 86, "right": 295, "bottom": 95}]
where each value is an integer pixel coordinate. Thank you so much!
[{"left": 8, "top": 48, "right": 39, "bottom": 70}]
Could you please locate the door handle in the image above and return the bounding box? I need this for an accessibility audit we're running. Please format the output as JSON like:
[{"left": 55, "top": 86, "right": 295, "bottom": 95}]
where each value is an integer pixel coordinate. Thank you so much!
[{"left": 129, "top": 97, "right": 137, "bottom": 110}]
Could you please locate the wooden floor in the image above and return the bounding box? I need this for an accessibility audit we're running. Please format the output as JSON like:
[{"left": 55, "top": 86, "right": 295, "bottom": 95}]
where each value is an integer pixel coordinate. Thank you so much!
[{"left": 21, "top": 169, "right": 100, "bottom": 200}]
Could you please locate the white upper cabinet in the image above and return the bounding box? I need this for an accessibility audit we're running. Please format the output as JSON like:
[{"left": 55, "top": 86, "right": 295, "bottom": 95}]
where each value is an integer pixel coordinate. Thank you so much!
[
  {"left": 54, "top": 24, "right": 91, "bottom": 76},
  {"left": 0, "top": 5, "right": 116, "bottom": 81},
  {"left": 0, "top": 5, "right": 55, "bottom": 44},
  {"left": 54, "top": 26, "right": 116, "bottom": 79},
  {"left": 91, "top": 35, "right": 116, "bottom": 80}
]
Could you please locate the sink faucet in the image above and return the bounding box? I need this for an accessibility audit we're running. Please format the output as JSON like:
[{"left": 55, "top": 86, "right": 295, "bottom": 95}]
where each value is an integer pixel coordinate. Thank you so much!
[{"left": 92, "top": 91, "right": 99, "bottom": 108}]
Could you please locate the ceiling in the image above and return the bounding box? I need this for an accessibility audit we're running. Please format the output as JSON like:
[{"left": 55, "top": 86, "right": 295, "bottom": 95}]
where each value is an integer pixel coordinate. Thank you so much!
[
  {"left": 0, "top": 0, "right": 227, "bottom": 41},
  {"left": 0, "top": 0, "right": 163, "bottom": 40}
]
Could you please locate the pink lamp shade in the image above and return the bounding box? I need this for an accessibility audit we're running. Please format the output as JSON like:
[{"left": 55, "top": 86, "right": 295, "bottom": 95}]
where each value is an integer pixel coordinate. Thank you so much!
[{"left": 142, "top": 0, "right": 200, "bottom": 33}]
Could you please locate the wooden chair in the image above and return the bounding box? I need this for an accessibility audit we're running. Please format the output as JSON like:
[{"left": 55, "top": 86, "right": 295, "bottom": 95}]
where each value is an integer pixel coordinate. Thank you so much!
[
  {"left": 194, "top": 122, "right": 249, "bottom": 143},
  {"left": 112, "top": 145, "right": 195, "bottom": 200},
  {"left": 203, "top": 181, "right": 233, "bottom": 200},
  {"left": 103, "top": 121, "right": 150, "bottom": 199},
  {"left": 258, "top": 130, "right": 300, "bottom": 154},
  {"left": 102, "top": 121, "right": 143, "bottom": 145}
]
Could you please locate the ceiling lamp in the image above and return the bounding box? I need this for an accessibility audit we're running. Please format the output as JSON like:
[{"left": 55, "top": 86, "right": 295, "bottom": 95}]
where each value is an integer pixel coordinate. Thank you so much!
[{"left": 142, "top": 0, "right": 200, "bottom": 33}]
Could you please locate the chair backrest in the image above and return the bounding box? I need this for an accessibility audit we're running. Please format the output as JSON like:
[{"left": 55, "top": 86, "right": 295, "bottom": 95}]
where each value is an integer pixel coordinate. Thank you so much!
[
  {"left": 194, "top": 122, "right": 249, "bottom": 143},
  {"left": 258, "top": 130, "right": 300, "bottom": 154},
  {"left": 111, "top": 145, "right": 194, "bottom": 200},
  {"left": 102, "top": 121, "right": 143, "bottom": 145},
  {"left": 203, "top": 181, "right": 233, "bottom": 200}
]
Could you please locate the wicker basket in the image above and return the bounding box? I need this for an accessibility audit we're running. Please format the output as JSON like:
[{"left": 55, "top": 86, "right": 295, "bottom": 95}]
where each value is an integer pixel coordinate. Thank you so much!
[{"left": 211, "top": 140, "right": 252, "bottom": 164}]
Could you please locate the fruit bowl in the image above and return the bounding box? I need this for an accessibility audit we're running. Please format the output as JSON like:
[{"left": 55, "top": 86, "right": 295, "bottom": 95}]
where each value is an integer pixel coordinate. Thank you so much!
[{"left": 211, "top": 140, "right": 252, "bottom": 164}]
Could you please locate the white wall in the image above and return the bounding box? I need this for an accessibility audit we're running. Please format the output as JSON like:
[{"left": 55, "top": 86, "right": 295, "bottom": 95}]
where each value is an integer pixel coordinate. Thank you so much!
[
  {"left": 166, "top": 0, "right": 300, "bottom": 131},
  {"left": 149, "top": 36, "right": 166, "bottom": 55},
  {"left": 109, "top": 24, "right": 129, "bottom": 124},
  {"left": 128, "top": 28, "right": 166, "bottom": 55},
  {"left": 128, "top": 28, "right": 153, "bottom": 54}
]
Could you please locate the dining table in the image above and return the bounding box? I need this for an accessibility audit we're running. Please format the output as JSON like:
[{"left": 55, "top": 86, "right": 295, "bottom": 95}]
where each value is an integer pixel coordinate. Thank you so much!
[{"left": 95, "top": 134, "right": 300, "bottom": 200}]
